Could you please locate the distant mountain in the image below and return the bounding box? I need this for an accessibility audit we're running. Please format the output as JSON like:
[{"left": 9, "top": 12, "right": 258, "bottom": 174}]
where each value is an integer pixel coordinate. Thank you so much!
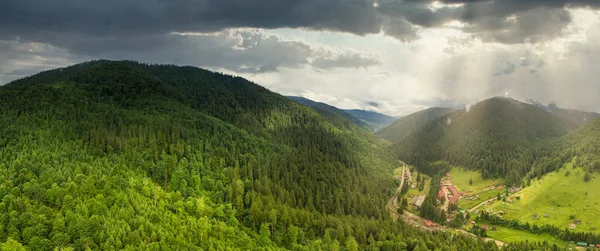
[
  {"left": 287, "top": 96, "right": 372, "bottom": 131},
  {"left": 376, "top": 107, "right": 454, "bottom": 143},
  {"left": 526, "top": 99, "right": 600, "bottom": 130},
  {"left": 342, "top": 109, "right": 397, "bottom": 131},
  {"left": 389, "top": 97, "right": 570, "bottom": 184}
]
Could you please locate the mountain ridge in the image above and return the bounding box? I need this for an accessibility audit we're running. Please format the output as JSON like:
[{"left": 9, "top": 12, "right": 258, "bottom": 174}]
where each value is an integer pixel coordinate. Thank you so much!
[{"left": 388, "top": 96, "right": 570, "bottom": 184}]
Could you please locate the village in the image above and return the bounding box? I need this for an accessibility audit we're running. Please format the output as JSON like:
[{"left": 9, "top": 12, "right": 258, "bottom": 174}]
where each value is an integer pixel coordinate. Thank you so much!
[{"left": 390, "top": 165, "right": 600, "bottom": 250}]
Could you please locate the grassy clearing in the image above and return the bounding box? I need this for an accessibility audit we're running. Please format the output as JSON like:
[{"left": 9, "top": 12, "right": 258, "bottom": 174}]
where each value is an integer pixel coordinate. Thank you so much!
[
  {"left": 450, "top": 167, "right": 500, "bottom": 192},
  {"left": 489, "top": 160, "right": 600, "bottom": 233},
  {"left": 482, "top": 224, "right": 568, "bottom": 247}
]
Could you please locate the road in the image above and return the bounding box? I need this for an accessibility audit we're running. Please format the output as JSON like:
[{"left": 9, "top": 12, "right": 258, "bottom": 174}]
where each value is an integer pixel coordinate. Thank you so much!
[
  {"left": 469, "top": 197, "right": 496, "bottom": 213},
  {"left": 386, "top": 163, "right": 406, "bottom": 219}
]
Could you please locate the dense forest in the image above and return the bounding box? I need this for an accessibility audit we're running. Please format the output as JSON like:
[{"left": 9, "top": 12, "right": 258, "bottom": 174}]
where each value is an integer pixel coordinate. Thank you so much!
[
  {"left": 529, "top": 117, "right": 600, "bottom": 181},
  {"left": 0, "top": 60, "right": 558, "bottom": 250},
  {"left": 388, "top": 97, "right": 570, "bottom": 185}
]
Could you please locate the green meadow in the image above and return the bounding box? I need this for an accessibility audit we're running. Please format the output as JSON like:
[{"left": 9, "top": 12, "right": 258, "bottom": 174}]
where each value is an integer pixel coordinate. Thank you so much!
[
  {"left": 449, "top": 167, "right": 501, "bottom": 192},
  {"left": 489, "top": 160, "right": 600, "bottom": 233},
  {"left": 482, "top": 223, "right": 569, "bottom": 247}
]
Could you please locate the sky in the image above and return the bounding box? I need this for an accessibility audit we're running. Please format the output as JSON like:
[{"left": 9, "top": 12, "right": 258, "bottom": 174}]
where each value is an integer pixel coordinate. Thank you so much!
[{"left": 1, "top": 0, "right": 600, "bottom": 116}]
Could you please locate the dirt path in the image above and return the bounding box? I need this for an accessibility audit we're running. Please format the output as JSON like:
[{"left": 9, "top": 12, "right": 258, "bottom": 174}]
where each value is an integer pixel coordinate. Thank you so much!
[{"left": 469, "top": 198, "right": 496, "bottom": 213}]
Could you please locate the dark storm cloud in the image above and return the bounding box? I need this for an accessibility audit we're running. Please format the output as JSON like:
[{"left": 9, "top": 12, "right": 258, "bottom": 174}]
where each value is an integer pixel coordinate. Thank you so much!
[
  {"left": 0, "top": 0, "right": 387, "bottom": 76},
  {"left": 0, "top": 0, "right": 599, "bottom": 78},
  {"left": 0, "top": 29, "right": 381, "bottom": 84},
  {"left": 0, "top": 0, "right": 384, "bottom": 41},
  {"left": 379, "top": 0, "right": 598, "bottom": 43}
]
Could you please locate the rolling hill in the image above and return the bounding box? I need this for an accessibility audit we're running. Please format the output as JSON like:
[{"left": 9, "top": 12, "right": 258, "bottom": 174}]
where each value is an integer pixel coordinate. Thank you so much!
[
  {"left": 376, "top": 107, "right": 454, "bottom": 143},
  {"left": 389, "top": 97, "right": 570, "bottom": 184},
  {"left": 342, "top": 109, "right": 397, "bottom": 131},
  {"left": 0, "top": 60, "right": 506, "bottom": 250}
]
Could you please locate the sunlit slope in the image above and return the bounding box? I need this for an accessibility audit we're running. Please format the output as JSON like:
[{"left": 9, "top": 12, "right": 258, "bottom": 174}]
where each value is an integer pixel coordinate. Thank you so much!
[
  {"left": 389, "top": 97, "right": 569, "bottom": 184},
  {"left": 490, "top": 161, "right": 600, "bottom": 234}
]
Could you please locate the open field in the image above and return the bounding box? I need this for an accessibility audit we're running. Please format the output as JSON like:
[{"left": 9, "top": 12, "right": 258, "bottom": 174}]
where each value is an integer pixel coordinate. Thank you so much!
[
  {"left": 489, "top": 160, "right": 600, "bottom": 233},
  {"left": 480, "top": 223, "right": 568, "bottom": 247},
  {"left": 449, "top": 167, "right": 501, "bottom": 192}
]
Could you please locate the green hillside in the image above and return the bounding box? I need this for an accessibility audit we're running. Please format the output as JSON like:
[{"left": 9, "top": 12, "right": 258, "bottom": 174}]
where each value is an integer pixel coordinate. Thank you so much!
[
  {"left": 0, "top": 60, "right": 520, "bottom": 250},
  {"left": 531, "top": 117, "right": 600, "bottom": 180},
  {"left": 389, "top": 97, "right": 569, "bottom": 184},
  {"left": 376, "top": 107, "right": 454, "bottom": 143}
]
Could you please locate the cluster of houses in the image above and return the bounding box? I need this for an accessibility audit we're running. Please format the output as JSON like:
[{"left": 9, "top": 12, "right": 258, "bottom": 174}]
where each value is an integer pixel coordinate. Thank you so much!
[{"left": 436, "top": 174, "right": 464, "bottom": 205}]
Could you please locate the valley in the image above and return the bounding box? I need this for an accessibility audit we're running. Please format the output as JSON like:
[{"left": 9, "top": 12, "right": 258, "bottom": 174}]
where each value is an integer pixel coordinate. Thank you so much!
[{"left": 1, "top": 60, "right": 599, "bottom": 250}]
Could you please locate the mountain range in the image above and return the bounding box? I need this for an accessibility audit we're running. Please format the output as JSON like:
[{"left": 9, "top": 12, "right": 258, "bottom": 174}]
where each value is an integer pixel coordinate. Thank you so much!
[
  {"left": 0, "top": 60, "right": 502, "bottom": 250},
  {"left": 287, "top": 96, "right": 397, "bottom": 131},
  {"left": 1, "top": 60, "right": 599, "bottom": 250}
]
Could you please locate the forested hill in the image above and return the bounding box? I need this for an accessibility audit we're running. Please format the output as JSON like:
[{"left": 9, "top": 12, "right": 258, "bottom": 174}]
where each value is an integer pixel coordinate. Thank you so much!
[
  {"left": 376, "top": 107, "right": 454, "bottom": 143},
  {"left": 0, "top": 60, "right": 520, "bottom": 250},
  {"left": 389, "top": 97, "right": 570, "bottom": 185},
  {"left": 287, "top": 96, "right": 371, "bottom": 131},
  {"left": 534, "top": 117, "right": 600, "bottom": 179},
  {"left": 342, "top": 109, "right": 397, "bottom": 131}
]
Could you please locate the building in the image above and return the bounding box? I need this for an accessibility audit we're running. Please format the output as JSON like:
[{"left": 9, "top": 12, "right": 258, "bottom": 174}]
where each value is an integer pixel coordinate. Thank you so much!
[
  {"left": 423, "top": 219, "right": 437, "bottom": 227},
  {"left": 569, "top": 224, "right": 576, "bottom": 229},
  {"left": 574, "top": 220, "right": 582, "bottom": 224},
  {"left": 449, "top": 196, "right": 458, "bottom": 205},
  {"left": 437, "top": 190, "right": 445, "bottom": 201},
  {"left": 411, "top": 195, "right": 426, "bottom": 210},
  {"left": 481, "top": 225, "right": 489, "bottom": 230},
  {"left": 448, "top": 185, "right": 460, "bottom": 197}
]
